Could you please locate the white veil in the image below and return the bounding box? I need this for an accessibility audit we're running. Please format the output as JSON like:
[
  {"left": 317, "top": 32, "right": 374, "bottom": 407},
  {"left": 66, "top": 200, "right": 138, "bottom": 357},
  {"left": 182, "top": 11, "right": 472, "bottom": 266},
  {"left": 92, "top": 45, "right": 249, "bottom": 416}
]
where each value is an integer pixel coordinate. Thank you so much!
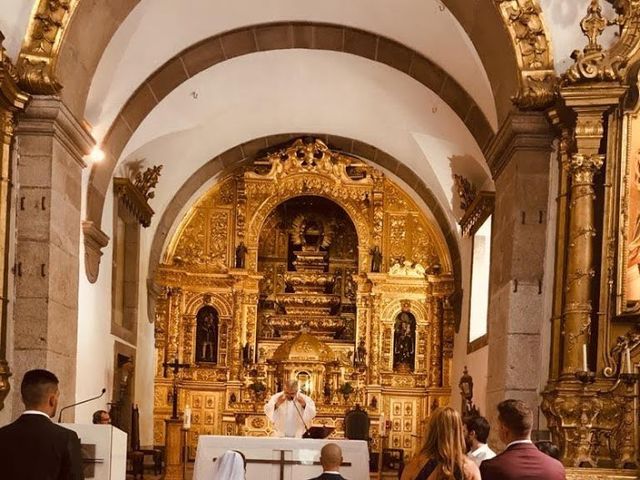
[{"left": 211, "top": 450, "right": 246, "bottom": 479}]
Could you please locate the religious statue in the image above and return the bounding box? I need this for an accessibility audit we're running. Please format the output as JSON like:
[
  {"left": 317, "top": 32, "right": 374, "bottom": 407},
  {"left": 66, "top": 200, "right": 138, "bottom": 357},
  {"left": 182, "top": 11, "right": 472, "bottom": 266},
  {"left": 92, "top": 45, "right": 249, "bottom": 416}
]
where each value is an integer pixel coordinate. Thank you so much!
[
  {"left": 459, "top": 366, "right": 479, "bottom": 417},
  {"left": 195, "top": 306, "right": 218, "bottom": 363},
  {"left": 370, "top": 245, "right": 382, "bottom": 273},
  {"left": 242, "top": 342, "right": 254, "bottom": 366},
  {"left": 393, "top": 310, "right": 416, "bottom": 371},
  {"left": 235, "top": 241, "right": 248, "bottom": 268},
  {"left": 354, "top": 338, "right": 367, "bottom": 368}
]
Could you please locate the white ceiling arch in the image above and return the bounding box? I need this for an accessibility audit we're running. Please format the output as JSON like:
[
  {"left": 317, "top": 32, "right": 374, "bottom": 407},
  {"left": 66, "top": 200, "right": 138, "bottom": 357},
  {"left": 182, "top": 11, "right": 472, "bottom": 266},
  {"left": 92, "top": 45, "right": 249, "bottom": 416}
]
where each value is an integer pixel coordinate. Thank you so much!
[
  {"left": 117, "top": 49, "right": 492, "bottom": 247},
  {"left": 85, "top": 0, "right": 498, "bottom": 141}
]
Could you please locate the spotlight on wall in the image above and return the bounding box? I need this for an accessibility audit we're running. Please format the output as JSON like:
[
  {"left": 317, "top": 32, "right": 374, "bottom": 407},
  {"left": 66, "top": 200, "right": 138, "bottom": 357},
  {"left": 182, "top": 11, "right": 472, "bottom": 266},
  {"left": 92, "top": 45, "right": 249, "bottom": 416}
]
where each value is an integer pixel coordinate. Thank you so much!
[{"left": 88, "top": 146, "right": 105, "bottom": 163}]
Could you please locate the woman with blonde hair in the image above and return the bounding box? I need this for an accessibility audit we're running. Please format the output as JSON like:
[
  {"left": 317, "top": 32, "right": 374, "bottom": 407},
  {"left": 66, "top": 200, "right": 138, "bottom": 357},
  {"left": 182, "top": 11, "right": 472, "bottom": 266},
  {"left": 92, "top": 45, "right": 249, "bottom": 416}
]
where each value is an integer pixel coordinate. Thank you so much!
[{"left": 401, "top": 407, "right": 480, "bottom": 480}]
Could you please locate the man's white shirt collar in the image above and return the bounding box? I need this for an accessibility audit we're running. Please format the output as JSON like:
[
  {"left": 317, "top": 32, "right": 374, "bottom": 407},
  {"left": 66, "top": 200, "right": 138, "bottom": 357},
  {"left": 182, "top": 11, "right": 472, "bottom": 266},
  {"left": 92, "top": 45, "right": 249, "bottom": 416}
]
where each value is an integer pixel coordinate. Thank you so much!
[
  {"left": 323, "top": 472, "right": 340, "bottom": 475},
  {"left": 22, "top": 410, "right": 51, "bottom": 419},
  {"left": 469, "top": 443, "right": 493, "bottom": 456},
  {"left": 506, "top": 439, "right": 533, "bottom": 449}
]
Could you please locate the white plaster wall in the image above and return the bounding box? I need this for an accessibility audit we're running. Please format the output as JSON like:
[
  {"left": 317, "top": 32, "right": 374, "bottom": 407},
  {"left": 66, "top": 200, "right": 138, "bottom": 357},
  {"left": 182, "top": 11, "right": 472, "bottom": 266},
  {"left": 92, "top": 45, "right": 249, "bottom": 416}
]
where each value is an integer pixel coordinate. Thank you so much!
[
  {"left": 451, "top": 234, "right": 489, "bottom": 416},
  {"left": 85, "top": 0, "right": 497, "bottom": 139},
  {"left": 76, "top": 173, "right": 156, "bottom": 444},
  {"left": 120, "top": 50, "right": 492, "bottom": 237},
  {"left": 75, "top": 181, "right": 118, "bottom": 425},
  {"left": 538, "top": 0, "right": 618, "bottom": 73},
  {"left": 0, "top": 0, "right": 33, "bottom": 61}
]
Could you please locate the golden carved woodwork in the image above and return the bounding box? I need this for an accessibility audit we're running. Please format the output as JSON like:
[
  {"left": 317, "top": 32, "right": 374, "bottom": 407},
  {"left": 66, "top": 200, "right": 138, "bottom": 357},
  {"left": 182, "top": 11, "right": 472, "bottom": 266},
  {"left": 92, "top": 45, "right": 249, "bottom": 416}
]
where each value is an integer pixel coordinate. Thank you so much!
[
  {"left": 563, "top": 0, "right": 640, "bottom": 85},
  {"left": 494, "top": 0, "right": 557, "bottom": 109},
  {"left": 16, "top": 0, "right": 78, "bottom": 94},
  {"left": 153, "top": 138, "right": 453, "bottom": 457}
]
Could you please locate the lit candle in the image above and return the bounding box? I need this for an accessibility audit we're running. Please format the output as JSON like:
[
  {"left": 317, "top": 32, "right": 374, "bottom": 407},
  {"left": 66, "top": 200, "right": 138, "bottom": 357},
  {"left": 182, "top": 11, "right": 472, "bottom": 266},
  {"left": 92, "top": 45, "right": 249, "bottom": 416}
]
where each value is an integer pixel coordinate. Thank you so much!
[
  {"left": 183, "top": 405, "right": 191, "bottom": 430},
  {"left": 582, "top": 344, "right": 588, "bottom": 372},
  {"left": 625, "top": 348, "right": 632, "bottom": 374},
  {"left": 380, "top": 413, "right": 386, "bottom": 436}
]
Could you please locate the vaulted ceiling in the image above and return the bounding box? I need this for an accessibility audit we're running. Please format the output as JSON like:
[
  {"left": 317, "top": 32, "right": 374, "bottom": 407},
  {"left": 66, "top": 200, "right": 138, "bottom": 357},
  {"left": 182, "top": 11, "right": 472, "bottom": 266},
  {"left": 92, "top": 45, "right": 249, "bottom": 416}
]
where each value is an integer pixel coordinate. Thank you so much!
[{"left": 0, "top": 0, "right": 606, "bottom": 258}]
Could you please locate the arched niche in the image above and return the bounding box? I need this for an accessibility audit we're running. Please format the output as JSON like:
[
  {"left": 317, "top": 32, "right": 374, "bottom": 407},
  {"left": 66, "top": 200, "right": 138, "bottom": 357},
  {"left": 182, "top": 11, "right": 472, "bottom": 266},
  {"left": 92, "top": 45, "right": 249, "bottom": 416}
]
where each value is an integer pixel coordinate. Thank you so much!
[{"left": 194, "top": 306, "right": 219, "bottom": 364}]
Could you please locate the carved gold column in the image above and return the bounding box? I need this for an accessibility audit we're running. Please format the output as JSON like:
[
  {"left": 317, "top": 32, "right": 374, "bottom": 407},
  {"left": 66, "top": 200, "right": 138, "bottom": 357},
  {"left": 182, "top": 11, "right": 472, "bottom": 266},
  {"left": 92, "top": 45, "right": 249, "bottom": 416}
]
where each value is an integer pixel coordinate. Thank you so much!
[
  {"left": 369, "top": 291, "right": 382, "bottom": 384},
  {"left": 229, "top": 288, "right": 244, "bottom": 381},
  {"left": 547, "top": 110, "right": 572, "bottom": 382},
  {"left": 560, "top": 86, "right": 625, "bottom": 377},
  {"left": 0, "top": 34, "right": 28, "bottom": 410},
  {"left": 166, "top": 288, "right": 182, "bottom": 364}
]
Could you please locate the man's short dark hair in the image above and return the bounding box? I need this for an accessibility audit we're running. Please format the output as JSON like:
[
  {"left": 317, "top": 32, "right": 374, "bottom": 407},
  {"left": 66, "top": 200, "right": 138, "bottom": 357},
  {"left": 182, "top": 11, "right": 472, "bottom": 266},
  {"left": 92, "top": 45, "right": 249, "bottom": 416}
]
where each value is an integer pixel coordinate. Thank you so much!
[
  {"left": 465, "top": 416, "right": 491, "bottom": 443},
  {"left": 535, "top": 440, "right": 561, "bottom": 460},
  {"left": 497, "top": 399, "right": 533, "bottom": 437},
  {"left": 93, "top": 410, "right": 108, "bottom": 424},
  {"left": 21, "top": 369, "right": 59, "bottom": 407}
]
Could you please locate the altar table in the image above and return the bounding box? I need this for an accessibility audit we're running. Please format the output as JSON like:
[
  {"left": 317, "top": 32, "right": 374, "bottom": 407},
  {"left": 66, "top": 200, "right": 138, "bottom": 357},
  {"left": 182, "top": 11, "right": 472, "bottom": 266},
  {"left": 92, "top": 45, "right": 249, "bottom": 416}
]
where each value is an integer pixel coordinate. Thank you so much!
[{"left": 193, "top": 436, "right": 369, "bottom": 480}]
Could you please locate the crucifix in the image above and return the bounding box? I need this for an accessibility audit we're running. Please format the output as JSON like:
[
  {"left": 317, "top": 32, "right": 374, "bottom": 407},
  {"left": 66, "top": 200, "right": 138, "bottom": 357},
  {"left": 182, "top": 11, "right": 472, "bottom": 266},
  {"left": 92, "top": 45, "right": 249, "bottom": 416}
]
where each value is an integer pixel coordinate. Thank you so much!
[
  {"left": 214, "top": 450, "right": 352, "bottom": 480},
  {"left": 162, "top": 357, "right": 190, "bottom": 419}
]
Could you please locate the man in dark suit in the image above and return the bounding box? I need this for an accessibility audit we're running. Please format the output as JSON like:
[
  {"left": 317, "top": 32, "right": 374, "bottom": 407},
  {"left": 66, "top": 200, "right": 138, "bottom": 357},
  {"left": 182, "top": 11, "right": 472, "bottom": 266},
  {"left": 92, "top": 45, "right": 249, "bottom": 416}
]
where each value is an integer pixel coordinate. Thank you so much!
[
  {"left": 480, "top": 399, "right": 565, "bottom": 480},
  {"left": 308, "top": 443, "right": 348, "bottom": 480},
  {"left": 0, "top": 369, "right": 84, "bottom": 480}
]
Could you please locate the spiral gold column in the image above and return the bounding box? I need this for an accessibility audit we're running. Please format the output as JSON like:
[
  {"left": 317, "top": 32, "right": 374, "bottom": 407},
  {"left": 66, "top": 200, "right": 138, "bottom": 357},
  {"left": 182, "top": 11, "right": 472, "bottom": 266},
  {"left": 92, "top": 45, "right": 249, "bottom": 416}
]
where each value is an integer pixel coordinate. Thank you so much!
[{"left": 561, "top": 151, "right": 602, "bottom": 376}]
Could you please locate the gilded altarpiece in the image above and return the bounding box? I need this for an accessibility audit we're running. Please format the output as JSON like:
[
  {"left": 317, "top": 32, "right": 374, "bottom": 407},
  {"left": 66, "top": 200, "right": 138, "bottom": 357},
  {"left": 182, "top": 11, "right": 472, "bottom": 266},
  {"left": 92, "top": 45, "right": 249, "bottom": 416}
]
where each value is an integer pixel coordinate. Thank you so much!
[{"left": 153, "top": 139, "right": 454, "bottom": 460}]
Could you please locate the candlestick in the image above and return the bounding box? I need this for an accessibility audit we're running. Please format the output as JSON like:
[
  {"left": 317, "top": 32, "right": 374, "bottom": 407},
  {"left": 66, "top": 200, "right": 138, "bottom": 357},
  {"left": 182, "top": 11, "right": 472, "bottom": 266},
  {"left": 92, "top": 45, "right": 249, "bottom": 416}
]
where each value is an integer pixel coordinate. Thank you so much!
[
  {"left": 582, "top": 344, "right": 588, "bottom": 372},
  {"left": 625, "top": 348, "right": 632, "bottom": 375},
  {"left": 183, "top": 405, "right": 191, "bottom": 430}
]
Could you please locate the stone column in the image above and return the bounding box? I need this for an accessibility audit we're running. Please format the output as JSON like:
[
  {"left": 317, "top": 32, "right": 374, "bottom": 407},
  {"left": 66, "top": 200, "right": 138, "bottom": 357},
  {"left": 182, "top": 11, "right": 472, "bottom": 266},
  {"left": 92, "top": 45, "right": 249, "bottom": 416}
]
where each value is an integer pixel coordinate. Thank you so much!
[
  {"left": 0, "top": 35, "right": 29, "bottom": 412},
  {"left": 12, "top": 96, "right": 92, "bottom": 416},
  {"left": 484, "top": 111, "right": 554, "bottom": 441}
]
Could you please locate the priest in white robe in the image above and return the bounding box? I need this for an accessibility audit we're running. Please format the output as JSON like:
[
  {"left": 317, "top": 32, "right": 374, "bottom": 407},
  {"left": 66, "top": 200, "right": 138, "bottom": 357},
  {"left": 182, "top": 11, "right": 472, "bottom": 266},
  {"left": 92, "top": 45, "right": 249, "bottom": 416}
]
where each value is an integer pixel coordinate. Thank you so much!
[{"left": 264, "top": 379, "right": 316, "bottom": 437}]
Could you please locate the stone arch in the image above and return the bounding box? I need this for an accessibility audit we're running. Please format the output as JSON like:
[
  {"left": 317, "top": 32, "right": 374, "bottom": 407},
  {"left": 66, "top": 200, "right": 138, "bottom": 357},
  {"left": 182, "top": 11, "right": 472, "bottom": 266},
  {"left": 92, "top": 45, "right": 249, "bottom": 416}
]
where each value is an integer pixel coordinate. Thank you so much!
[
  {"left": 84, "top": 20, "right": 496, "bottom": 234},
  {"left": 145, "top": 133, "right": 463, "bottom": 319},
  {"left": 19, "top": 1, "right": 552, "bottom": 122}
]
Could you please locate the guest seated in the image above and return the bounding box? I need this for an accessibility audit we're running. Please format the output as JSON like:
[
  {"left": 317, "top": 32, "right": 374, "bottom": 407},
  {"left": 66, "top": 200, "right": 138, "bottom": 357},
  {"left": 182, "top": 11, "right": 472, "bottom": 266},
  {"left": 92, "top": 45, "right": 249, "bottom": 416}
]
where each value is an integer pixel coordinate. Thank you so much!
[
  {"left": 211, "top": 450, "right": 246, "bottom": 479},
  {"left": 400, "top": 407, "right": 481, "bottom": 480},
  {"left": 535, "top": 440, "right": 561, "bottom": 460},
  {"left": 480, "top": 400, "right": 565, "bottom": 480},
  {"left": 308, "top": 443, "right": 348, "bottom": 480},
  {"left": 92, "top": 409, "right": 111, "bottom": 424},
  {"left": 464, "top": 416, "right": 496, "bottom": 466}
]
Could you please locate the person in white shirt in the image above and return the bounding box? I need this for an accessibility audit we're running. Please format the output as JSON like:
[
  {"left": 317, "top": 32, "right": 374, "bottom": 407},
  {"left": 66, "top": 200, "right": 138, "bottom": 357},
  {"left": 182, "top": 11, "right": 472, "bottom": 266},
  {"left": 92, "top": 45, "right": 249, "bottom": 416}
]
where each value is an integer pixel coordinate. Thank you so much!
[
  {"left": 264, "top": 379, "right": 316, "bottom": 437},
  {"left": 464, "top": 415, "right": 496, "bottom": 466}
]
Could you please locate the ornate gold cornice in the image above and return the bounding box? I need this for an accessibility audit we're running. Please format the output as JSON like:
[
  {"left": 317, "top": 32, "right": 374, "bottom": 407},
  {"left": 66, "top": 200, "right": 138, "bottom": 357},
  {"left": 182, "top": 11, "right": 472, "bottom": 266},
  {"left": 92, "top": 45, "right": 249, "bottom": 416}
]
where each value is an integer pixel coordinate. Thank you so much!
[
  {"left": 114, "top": 177, "right": 156, "bottom": 228},
  {"left": 0, "top": 33, "right": 29, "bottom": 113},
  {"left": 16, "top": 0, "right": 79, "bottom": 94},
  {"left": 494, "top": 0, "right": 558, "bottom": 110},
  {"left": 459, "top": 192, "right": 495, "bottom": 238},
  {"left": 563, "top": 0, "right": 640, "bottom": 85}
]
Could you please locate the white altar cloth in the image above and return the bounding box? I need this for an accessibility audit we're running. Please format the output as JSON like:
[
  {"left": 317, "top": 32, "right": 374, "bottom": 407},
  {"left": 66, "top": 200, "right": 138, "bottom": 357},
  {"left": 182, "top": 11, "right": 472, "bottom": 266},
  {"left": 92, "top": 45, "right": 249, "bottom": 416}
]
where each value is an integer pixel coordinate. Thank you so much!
[{"left": 193, "top": 436, "right": 369, "bottom": 480}]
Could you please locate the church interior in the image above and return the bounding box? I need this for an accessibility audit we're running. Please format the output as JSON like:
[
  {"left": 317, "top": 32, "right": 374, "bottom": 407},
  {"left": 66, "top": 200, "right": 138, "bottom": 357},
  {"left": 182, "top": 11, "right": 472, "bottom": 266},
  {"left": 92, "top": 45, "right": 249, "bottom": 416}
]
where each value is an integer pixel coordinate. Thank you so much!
[{"left": 2, "top": 0, "right": 640, "bottom": 479}]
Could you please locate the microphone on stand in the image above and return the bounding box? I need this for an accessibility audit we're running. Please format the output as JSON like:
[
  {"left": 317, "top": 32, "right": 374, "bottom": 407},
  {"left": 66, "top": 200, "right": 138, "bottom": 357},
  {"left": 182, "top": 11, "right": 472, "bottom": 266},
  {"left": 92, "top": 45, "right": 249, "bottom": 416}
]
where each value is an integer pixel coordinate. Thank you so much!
[
  {"left": 292, "top": 395, "right": 310, "bottom": 438},
  {"left": 57, "top": 388, "right": 107, "bottom": 423}
]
